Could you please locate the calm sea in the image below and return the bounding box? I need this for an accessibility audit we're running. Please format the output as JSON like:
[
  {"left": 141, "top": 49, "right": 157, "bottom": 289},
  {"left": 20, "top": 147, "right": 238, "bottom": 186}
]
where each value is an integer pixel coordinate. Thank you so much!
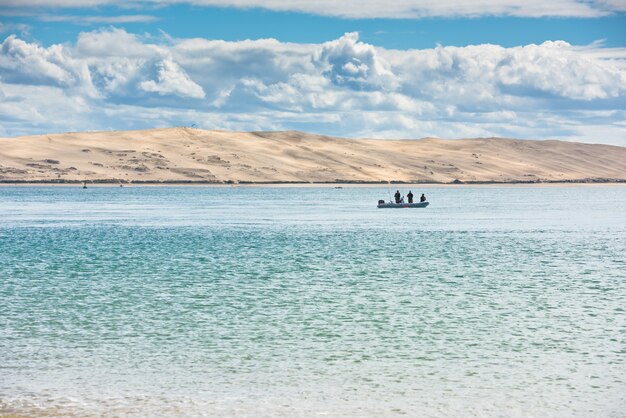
[{"left": 1, "top": 185, "right": 625, "bottom": 417}]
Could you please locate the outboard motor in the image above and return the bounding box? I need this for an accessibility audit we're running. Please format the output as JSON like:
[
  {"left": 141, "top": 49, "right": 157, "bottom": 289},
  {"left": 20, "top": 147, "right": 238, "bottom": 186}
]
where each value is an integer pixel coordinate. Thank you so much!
[{"left": 378, "top": 200, "right": 385, "bottom": 205}]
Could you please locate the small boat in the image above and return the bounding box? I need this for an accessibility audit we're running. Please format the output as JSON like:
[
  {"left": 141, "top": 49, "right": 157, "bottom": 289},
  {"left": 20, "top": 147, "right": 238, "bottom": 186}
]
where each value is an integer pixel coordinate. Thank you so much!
[{"left": 377, "top": 200, "right": 429, "bottom": 208}]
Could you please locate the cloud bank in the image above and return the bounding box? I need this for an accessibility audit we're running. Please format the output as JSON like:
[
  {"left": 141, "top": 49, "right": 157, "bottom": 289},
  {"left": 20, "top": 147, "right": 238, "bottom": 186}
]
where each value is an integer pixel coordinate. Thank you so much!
[
  {"left": 1, "top": 28, "right": 625, "bottom": 144},
  {"left": 1, "top": 0, "right": 626, "bottom": 18}
]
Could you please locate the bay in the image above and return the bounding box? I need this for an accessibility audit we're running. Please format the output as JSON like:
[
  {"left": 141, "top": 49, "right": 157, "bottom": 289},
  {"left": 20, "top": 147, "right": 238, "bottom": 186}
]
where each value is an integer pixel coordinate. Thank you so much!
[{"left": 1, "top": 185, "right": 625, "bottom": 416}]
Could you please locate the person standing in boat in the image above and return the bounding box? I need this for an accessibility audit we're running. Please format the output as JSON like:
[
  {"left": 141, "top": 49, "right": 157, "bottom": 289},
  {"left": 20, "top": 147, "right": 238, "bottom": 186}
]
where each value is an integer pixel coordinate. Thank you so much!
[
  {"left": 394, "top": 190, "right": 401, "bottom": 204},
  {"left": 407, "top": 191, "right": 414, "bottom": 203},
  {"left": 420, "top": 193, "right": 426, "bottom": 202}
]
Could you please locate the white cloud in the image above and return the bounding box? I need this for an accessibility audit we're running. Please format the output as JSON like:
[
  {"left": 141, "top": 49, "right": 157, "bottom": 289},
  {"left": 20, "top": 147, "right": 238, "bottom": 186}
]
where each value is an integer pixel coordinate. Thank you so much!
[
  {"left": 1, "top": 0, "right": 625, "bottom": 18},
  {"left": 1, "top": 29, "right": 625, "bottom": 145},
  {"left": 37, "top": 14, "right": 158, "bottom": 24},
  {"left": 0, "top": 35, "right": 75, "bottom": 86},
  {"left": 315, "top": 32, "right": 398, "bottom": 91},
  {"left": 496, "top": 41, "right": 626, "bottom": 100},
  {"left": 380, "top": 40, "right": 626, "bottom": 118},
  {"left": 0, "top": 22, "right": 30, "bottom": 36},
  {"left": 140, "top": 58, "right": 205, "bottom": 98},
  {"left": 75, "top": 27, "right": 157, "bottom": 58},
  {"left": 0, "top": 82, "right": 96, "bottom": 134}
]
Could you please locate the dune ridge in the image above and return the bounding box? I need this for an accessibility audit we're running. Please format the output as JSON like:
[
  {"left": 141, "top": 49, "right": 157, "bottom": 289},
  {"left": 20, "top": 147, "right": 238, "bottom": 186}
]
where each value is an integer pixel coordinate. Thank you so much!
[{"left": 0, "top": 128, "right": 624, "bottom": 184}]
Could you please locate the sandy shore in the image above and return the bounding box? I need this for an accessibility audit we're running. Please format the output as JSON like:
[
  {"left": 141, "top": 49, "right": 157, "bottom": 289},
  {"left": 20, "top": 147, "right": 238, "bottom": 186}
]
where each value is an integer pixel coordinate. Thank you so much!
[
  {"left": 1, "top": 128, "right": 624, "bottom": 184},
  {"left": 2, "top": 183, "right": 626, "bottom": 188}
]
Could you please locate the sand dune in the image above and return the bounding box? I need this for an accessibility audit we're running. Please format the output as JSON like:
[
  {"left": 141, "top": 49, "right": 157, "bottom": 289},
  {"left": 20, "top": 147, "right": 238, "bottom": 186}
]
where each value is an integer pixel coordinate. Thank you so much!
[{"left": 0, "top": 128, "right": 624, "bottom": 183}]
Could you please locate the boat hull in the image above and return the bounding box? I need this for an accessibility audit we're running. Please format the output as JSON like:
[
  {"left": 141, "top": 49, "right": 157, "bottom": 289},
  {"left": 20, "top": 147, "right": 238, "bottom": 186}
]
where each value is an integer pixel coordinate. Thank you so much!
[{"left": 377, "top": 201, "right": 429, "bottom": 208}]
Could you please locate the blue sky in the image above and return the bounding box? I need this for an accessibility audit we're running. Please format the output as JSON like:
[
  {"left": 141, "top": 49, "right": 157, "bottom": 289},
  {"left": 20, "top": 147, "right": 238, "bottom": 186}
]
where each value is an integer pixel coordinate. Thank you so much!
[
  {"left": 1, "top": 1, "right": 625, "bottom": 144},
  {"left": 6, "top": 5, "right": 626, "bottom": 49}
]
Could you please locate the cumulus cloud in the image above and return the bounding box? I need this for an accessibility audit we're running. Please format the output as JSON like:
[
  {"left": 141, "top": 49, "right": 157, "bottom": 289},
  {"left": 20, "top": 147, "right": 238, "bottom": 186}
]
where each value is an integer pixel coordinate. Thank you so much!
[
  {"left": 0, "top": 35, "right": 75, "bottom": 86},
  {"left": 495, "top": 41, "right": 626, "bottom": 100},
  {"left": 1, "top": 29, "right": 625, "bottom": 144},
  {"left": 315, "top": 32, "right": 398, "bottom": 91},
  {"left": 74, "top": 27, "right": 156, "bottom": 58},
  {"left": 139, "top": 58, "right": 205, "bottom": 98},
  {"left": 1, "top": 0, "right": 625, "bottom": 18}
]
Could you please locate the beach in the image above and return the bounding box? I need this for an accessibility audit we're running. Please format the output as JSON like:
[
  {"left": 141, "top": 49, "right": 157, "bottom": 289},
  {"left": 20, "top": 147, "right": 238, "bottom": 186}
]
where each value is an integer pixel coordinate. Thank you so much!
[{"left": 1, "top": 128, "right": 625, "bottom": 185}]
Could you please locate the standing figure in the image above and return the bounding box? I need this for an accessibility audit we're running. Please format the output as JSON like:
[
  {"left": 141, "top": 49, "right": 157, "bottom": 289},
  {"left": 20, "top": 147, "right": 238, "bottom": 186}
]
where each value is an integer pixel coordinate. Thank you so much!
[
  {"left": 420, "top": 193, "right": 426, "bottom": 202},
  {"left": 394, "top": 190, "right": 401, "bottom": 203},
  {"left": 407, "top": 191, "right": 414, "bottom": 203}
]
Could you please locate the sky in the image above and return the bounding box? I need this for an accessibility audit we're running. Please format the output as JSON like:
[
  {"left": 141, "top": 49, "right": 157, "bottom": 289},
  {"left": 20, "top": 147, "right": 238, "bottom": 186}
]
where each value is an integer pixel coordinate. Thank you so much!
[{"left": 1, "top": 1, "right": 625, "bottom": 144}]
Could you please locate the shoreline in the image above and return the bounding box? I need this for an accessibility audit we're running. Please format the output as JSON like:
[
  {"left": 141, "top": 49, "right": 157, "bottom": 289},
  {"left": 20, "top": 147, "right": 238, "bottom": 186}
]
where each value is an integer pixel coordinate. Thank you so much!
[{"left": 1, "top": 179, "right": 625, "bottom": 187}]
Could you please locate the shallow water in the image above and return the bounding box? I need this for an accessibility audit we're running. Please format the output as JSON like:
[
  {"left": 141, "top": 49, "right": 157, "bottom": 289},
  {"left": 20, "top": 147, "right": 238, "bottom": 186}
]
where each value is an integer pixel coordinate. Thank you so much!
[{"left": 1, "top": 185, "right": 625, "bottom": 417}]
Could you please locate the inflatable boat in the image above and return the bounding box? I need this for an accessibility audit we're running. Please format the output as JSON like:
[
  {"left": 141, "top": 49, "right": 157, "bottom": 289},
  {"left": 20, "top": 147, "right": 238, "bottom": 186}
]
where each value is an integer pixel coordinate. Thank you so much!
[{"left": 377, "top": 201, "right": 429, "bottom": 208}]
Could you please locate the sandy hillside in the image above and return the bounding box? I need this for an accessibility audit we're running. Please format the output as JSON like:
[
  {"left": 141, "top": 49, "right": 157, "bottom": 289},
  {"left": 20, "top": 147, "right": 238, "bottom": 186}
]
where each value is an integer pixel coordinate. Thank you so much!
[{"left": 0, "top": 128, "right": 624, "bottom": 183}]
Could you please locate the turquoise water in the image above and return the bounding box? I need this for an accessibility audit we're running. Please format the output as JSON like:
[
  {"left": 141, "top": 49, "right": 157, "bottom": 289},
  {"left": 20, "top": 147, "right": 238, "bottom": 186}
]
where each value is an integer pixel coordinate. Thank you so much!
[{"left": 1, "top": 185, "right": 625, "bottom": 417}]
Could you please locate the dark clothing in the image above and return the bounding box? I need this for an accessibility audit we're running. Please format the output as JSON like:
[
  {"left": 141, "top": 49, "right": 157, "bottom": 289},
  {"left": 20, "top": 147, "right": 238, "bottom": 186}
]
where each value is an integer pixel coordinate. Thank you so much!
[
  {"left": 394, "top": 191, "right": 401, "bottom": 204},
  {"left": 407, "top": 192, "right": 414, "bottom": 203},
  {"left": 420, "top": 194, "right": 426, "bottom": 202}
]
